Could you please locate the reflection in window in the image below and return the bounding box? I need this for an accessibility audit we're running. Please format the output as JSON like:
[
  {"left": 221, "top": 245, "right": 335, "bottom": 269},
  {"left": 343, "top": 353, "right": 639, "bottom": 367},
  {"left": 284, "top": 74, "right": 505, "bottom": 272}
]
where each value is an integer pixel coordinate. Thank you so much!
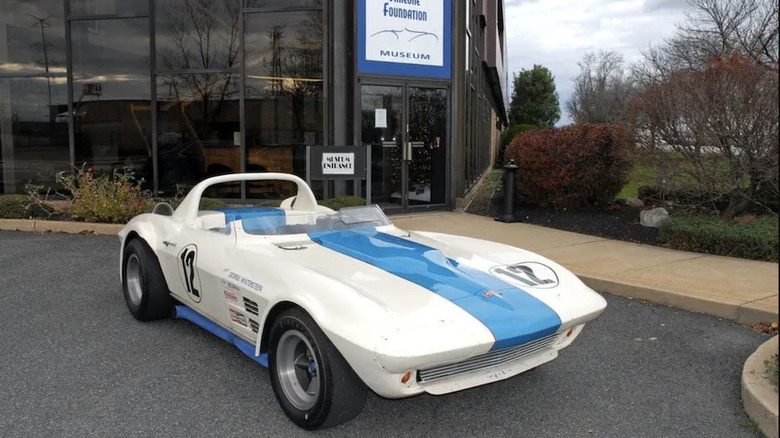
[
  {"left": 244, "top": 0, "right": 322, "bottom": 9},
  {"left": 408, "top": 88, "right": 447, "bottom": 205},
  {"left": 69, "top": 0, "right": 148, "bottom": 17},
  {"left": 0, "top": 78, "right": 69, "bottom": 194},
  {"left": 361, "top": 85, "right": 403, "bottom": 205},
  {"left": 70, "top": 18, "right": 151, "bottom": 183},
  {"left": 156, "top": 73, "right": 240, "bottom": 196},
  {"left": 0, "top": 0, "right": 66, "bottom": 76},
  {"left": 243, "top": 9, "right": 323, "bottom": 199},
  {"left": 155, "top": 0, "right": 241, "bottom": 71}
]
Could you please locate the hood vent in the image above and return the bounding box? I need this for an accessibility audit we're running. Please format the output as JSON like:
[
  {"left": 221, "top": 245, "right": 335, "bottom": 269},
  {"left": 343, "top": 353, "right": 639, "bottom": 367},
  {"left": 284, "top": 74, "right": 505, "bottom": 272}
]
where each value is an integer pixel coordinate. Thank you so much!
[{"left": 274, "top": 240, "right": 315, "bottom": 250}]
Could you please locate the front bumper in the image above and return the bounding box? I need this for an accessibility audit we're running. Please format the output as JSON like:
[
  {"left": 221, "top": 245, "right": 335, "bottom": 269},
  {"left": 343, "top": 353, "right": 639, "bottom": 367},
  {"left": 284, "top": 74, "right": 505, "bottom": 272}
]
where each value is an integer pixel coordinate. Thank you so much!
[{"left": 334, "top": 324, "right": 586, "bottom": 399}]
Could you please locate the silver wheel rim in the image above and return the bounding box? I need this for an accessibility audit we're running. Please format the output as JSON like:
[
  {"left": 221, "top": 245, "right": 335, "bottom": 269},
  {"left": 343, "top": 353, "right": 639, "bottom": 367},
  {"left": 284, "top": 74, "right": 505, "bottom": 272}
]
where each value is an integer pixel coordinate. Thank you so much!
[
  {"left": 125, "top": 253, "right": 143, "bottom": 306},
  {"left": 277, "top": 330, "right": 320, "bottom": 411}
]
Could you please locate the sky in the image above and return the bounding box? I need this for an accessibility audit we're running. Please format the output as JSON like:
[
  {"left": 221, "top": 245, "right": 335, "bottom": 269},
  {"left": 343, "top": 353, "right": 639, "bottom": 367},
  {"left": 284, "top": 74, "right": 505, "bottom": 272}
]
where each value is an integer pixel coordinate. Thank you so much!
[{"left": 504, "top": 0, "right": 691, "bottom": 125}]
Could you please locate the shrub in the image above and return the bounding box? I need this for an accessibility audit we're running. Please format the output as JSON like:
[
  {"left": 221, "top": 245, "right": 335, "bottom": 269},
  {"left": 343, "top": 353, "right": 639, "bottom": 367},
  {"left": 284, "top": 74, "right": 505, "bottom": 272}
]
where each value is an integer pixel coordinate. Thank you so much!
[
  {"left": 627, "top": 56, "right": 779, "bottom": 219},
  {"left": 200, "top": 198, "right": 227, "bottom": 210},
  {"left": 57, "top": 168, "right": 156, "bottom": 223},
  {"left": 497, "top": 124, "right": 537, "bottom": 166},
  {"left": 637, "top": 185, "right": 730, "bottom": 213},
  {"left": 639, "top": 184, "right": 779, "bottom": 215},
  {"left": 504, "top": 124, "right": 632, "bottom": 210},
  {"left": 320, "top": 196, "right": 366, "bottom": 211},
  {"left": 659, "top": 216, "right": 778, "bottom": 262},
  {"left": 256, "top": 200, "right": 282, "bottom": 208},
  {"left": 0, "top": 195, "right": 51, "bottom": 219}
]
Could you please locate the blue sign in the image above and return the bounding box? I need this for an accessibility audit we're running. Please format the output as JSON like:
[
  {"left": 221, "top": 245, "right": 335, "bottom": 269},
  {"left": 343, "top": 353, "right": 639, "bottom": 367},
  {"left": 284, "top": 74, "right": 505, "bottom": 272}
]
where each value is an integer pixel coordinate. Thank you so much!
[{"left": 358, "top": 0, "right": 452, "bottom": 79}]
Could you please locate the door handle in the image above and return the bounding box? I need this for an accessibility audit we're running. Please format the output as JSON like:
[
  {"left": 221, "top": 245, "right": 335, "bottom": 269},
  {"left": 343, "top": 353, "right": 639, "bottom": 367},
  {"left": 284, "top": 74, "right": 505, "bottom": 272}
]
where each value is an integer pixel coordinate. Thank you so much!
[{"left": 406, "top": 142, "right": 413, "bottom": 161}]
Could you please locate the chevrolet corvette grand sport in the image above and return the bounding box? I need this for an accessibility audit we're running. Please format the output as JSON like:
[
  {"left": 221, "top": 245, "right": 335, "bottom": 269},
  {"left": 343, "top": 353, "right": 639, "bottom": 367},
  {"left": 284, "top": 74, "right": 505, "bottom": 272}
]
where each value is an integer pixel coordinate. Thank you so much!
[{"left": 118, "top": 173, "right": 607, "bottom": 429}]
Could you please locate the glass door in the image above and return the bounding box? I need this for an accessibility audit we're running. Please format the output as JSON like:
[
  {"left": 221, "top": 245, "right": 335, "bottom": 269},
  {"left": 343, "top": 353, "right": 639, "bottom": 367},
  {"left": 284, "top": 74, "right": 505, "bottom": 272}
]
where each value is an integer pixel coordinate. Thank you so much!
[
  {"left": 407, "top": 86, "right": 447, "bottom": 208},
  {"left": 360, "top": 85, "right": 404, "bottom": 210},
  {"left": 360, "top": 83, "right": 448, "bottom": 213}
]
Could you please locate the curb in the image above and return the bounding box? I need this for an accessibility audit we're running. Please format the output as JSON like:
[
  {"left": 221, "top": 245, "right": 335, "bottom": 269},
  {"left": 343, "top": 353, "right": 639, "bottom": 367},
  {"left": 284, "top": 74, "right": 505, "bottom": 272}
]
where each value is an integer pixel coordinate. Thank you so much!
[
  {"left": 742, "top": 336, "right": 779, "bottom": 438},
  {"left": 0, "top": 219, "right": 122, "bottom": 235},
  {"left": 580, "top": 274, "right": 778, "bottom": 325}
]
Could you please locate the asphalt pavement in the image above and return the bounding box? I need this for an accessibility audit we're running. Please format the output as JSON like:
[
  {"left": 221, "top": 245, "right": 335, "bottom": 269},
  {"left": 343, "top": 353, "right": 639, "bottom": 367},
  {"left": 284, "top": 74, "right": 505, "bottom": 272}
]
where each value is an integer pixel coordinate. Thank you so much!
[{"left": 0, "top": 231, "right": 769, "bottom": 437}]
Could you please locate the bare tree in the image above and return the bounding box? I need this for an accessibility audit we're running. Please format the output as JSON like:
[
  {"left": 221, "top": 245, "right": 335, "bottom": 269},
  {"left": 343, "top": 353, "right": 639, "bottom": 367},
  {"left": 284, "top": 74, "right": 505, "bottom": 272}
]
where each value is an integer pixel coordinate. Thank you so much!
[
  {"left": 635, "top": 0, "right": 778, "bottom": 83},
  {"left": 627, "top": 56, "right": 779, "bottom": 218},
  {"left": 158, "top": 0, "right": 241, "bottom": 130},
  {"left": 567, "top": 51, "right": 635, "bottom": 124}
]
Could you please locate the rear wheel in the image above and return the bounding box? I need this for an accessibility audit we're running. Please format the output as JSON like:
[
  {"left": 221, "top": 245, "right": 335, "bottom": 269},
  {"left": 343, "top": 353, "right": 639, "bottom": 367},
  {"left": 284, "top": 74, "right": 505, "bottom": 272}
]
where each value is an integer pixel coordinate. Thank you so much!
[
  {"left": 122, "top": 238, "right": 173, "bottom": 321},
  {"left": 268, "top": 308, "right": 367, "bottom": 429}
]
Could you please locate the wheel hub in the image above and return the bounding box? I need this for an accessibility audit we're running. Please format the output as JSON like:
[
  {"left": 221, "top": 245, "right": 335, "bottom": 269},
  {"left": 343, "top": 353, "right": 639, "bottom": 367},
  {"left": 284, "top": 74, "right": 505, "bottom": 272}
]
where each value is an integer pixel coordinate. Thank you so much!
[
  {"left": 277, "top": 330, "right": 321, "bottom": 411},
  {"left": 125, "top": 254, "right": 143, "bottom": 306}
]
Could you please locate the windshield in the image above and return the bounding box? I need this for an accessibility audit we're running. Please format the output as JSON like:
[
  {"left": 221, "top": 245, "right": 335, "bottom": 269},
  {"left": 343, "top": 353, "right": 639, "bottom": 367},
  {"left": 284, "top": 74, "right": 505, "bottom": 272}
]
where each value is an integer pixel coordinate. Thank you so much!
[{"left": 222, "top": 205, "right": 392, "bottom": 236}]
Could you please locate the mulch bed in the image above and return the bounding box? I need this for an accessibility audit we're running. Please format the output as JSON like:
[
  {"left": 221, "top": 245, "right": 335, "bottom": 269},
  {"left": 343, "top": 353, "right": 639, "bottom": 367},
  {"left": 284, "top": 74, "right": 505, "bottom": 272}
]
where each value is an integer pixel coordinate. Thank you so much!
[{"left": 486, "top": 196, "right": 659, "bottom": 246}]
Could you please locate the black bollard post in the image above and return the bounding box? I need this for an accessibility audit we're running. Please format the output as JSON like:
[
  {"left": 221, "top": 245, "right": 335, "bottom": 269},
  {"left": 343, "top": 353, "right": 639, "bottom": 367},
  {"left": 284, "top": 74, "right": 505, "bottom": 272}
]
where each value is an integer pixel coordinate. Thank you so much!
[{"left": 496, "top": 159, "right": 519, "bottom": 223}]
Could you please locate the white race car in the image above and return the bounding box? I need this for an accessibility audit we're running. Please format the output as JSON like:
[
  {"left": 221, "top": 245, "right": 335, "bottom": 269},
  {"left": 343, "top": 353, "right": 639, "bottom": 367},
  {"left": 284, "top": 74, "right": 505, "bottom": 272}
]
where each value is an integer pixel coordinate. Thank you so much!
[{"left": 118, "top": 173, "right": 607, "bottom": 429}]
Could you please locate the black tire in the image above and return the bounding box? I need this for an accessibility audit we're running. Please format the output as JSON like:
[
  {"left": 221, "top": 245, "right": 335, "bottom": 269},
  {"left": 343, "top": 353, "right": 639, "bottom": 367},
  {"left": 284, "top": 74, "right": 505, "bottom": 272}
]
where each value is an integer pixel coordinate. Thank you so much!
[
  {"left": 122, "top": 238, "right": 174, "bottom": 321},
  {"left": 268, "top": 308, "right": 367, "bottom": 430}
]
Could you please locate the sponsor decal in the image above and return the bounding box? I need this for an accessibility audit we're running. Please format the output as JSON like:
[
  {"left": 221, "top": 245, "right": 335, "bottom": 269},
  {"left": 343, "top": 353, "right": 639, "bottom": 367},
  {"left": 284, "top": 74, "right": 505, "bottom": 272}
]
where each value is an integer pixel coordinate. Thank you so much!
[
  {"left": 223, "top": 290, "right": 238, "bottom": 303},
  {"left": 490, "top": 262, "right": 559, "bottom": 289},
  {"left": 177, "top": 244, "right": 203, "bottom": 303},
  {"left": 227, "top": 271, "right": 263, "bottom": 292},
  {"left": 229, "top": 308, "right": 247, "bottom": 327}
]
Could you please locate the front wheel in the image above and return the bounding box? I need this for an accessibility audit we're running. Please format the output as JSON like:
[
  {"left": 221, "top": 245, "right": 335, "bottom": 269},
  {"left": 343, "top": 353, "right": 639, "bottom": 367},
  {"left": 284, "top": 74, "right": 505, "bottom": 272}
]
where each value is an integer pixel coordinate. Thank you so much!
[{"left": 268, "top": 308, "right": 367, "bottom": 430}]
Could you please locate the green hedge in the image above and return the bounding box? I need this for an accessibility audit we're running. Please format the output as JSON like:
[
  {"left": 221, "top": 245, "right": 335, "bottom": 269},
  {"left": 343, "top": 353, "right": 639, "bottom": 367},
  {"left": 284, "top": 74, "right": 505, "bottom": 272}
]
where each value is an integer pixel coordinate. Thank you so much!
[
  {"left": 659, "top": 216, "right": 778, "bottom": 262},
  {"left": 0, "top": 195, "right": 51, "bottom": 219},
  {"left": 320, "top": 196, "right": 366, "bottom": 211}
]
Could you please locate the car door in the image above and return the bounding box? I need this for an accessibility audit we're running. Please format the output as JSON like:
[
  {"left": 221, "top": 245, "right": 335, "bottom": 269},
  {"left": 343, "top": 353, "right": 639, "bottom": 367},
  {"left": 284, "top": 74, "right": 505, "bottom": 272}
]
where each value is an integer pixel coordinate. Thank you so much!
[{"left": 158, "top": 223, "right": 236, "bottom": 327}]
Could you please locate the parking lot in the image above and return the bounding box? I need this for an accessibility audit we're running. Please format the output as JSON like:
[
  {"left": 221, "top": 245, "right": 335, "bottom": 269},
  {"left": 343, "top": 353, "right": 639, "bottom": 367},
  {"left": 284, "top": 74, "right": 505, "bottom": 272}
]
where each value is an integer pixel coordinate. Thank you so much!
[{"left": 0, "top": 231, "right": 767, "bottom": 437}]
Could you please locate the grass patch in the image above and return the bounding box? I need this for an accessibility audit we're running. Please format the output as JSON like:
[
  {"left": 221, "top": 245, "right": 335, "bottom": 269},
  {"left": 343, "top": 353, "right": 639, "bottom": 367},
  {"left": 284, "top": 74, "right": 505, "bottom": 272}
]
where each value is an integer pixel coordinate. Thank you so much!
[
  {"left": 767, "top": 354, "right": 779, "bottom": 392},
  {"left": 659, "top": 215, "right": 779, "bottom": 261},
  {"left": 617, "top": 164, "right": 657, "bottom": 199},
  {"left": 465, "top": 169, "right": 503, "bottom": 216}
]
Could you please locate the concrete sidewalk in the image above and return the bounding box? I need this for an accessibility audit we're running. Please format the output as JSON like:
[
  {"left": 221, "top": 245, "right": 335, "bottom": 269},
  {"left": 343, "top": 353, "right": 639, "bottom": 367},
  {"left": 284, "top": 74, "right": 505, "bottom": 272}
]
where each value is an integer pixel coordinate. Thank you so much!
[{"left": 393, "top": 212, "right": 779, "bottom": 325}]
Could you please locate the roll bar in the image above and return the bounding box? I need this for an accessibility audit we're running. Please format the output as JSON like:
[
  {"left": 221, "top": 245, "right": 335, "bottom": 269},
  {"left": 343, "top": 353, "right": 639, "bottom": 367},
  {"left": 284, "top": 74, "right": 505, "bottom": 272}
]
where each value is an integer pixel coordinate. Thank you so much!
[{"left": 172, "top": 173, "right": 318, "bottom": 226}]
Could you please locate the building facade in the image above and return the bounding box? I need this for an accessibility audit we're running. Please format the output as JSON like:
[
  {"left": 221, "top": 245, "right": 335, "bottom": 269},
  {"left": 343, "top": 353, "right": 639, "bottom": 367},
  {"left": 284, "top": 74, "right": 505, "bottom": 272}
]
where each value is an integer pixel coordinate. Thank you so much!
[{"left": 0, "top": 0, "right": 507, "bottom": 213}]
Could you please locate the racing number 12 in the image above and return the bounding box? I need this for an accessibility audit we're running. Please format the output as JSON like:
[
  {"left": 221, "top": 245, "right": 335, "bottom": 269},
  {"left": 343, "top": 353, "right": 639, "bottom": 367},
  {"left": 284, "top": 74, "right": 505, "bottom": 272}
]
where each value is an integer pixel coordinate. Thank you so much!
[{"left": 180, "top": 248, "right": 200, "bottom": 299}]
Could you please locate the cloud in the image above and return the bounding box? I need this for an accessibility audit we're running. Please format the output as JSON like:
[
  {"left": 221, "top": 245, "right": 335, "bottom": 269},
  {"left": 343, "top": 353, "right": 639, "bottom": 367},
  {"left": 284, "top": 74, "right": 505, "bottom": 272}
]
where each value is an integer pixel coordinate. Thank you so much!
[
  {"left": 505, "top": 0, "right": 689, "bottom": 124},
  {"left": 643, "top": 0, "right": 690, "bottom": 13}
]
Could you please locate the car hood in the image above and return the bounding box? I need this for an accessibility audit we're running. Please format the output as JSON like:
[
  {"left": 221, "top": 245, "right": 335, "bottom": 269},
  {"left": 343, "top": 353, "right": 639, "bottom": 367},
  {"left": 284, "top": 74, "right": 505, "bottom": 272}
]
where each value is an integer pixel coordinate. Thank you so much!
[{"left": 263, "top": 227, "right": 605, "bottom": 355}]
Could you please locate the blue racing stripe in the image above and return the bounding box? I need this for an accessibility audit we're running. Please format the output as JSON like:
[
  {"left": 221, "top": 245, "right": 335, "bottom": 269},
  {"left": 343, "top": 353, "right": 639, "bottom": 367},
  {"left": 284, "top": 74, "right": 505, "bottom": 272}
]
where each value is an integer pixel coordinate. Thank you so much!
[{"left": 308, "top": 228, "right": 561, "bottom": 351}]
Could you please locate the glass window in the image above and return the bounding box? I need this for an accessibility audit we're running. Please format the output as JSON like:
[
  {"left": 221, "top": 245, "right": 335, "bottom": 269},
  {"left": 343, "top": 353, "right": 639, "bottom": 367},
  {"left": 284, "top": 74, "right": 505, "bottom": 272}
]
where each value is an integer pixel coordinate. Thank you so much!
[
  {"left": 243, "top": 10, "right": 323, "bottom": 199},
  {"left": 244, "top": 0, "right": 322, "bottom": 10},
  {"left": 155, "top": 0, "right": 241, "bottom": 71},
  {"left": 69, "top": 0, "right": 148, "bottom": 17},
  {"left": 0, "top": 77, "right": 69, "bottom": 194},
  {"left": 244, "top": 11, "right": 323, "bottom": 80},
  {"left": 70, "top": 18, "right": 151, "bottom": 184},
  {"left": 156, "top": 73, "right": 241, "bottom": 196},
  {"left": 0, "top": 0, "right": 66, "bottom": 76}
]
